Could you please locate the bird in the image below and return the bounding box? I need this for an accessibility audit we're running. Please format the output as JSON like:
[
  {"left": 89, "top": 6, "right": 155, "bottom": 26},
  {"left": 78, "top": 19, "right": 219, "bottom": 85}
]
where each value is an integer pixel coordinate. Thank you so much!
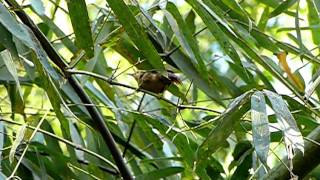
[{"left": 131, "top": 70, "right": 181, "bottom": 94}]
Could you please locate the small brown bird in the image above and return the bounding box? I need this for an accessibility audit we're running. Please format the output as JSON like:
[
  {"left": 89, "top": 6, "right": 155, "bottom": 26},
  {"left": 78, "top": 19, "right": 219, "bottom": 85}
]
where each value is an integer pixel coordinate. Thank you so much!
[{"left": 132, "top": 70, "right": 181, "bottom": 93}]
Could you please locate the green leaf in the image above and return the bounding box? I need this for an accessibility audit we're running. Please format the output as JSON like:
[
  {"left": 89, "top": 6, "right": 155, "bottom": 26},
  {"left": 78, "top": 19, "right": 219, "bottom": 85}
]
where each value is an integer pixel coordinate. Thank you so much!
[
  {"left": 67, "top": 0, "right": 94, "bottom": 58},
  {"left": 30, "top": 0, "right": 45, "bottom": 15},
  {"left": 197, "top": 91, "right": 252, "bottom": 163},
  {"left": 294, "top": 1, "right": 303, "bottom": 58},
  {"left": 10, "top": 124, "right": 27, "bottom": 164},
  {"left": 140, "top": 157, "right": 183, "bottom": 164},
  {"left": 257, "top": 7, "right": 270, "bottom": 31},
  {"left": 163, "top": 2, "right": 208, "bottom": 77},
  {"left": 307, "top": 0, "right": 320, "bottom": 45},
  {"left": 136, "top": 167, "right": 184, "bottom": 180},
  {"left": 230, "top": 141, "right": 253, "bottom": 180},
  {"left": 0, "top": 23, "right": 20, "bottom": 61},
  {"left": 221, "top": 0, "right": 253, "bottom": 31},
  {"left": 269, "top": 0, "right": 298, "bottom": 18},
  {"left": 32, "top": 12, "right": 77, "bottom": 53},
  {"left": 130, "top": 112, "right": 195, "bottom": 170},
  {"left": 105, "top": 0, "right": 165, "bottom": 70},
  {"left": 0, "top": 4, "right": 35, "bottom": 49},
  {"left": 0, "top": 121, "right": 4, "bottom": 168},
  {"left": 251, "top": 91, "right": 269, "bottom": 168},
  {"left": 187, "top": 0, "right": 245, "bottom": 70},
  {"left": 167, "top": 84, "right": 187, "bottom": 102},
  {"left": 263, "top": 90, "right": 304, "bottom": 157},
  {"left": 287, "top": 33, "right": 312, "bottom": 57},
  {"left": 69, "top": 121, "right": 85, "bottom": 160},
  {"left": 113, "top": 38, "right": 153, "bottom": 70},
  {"left": 0, "top": 51, "right": 24, "bottom": 114},
  {"left": 184, "top": 10, "right": 196, "bottom": 34}
]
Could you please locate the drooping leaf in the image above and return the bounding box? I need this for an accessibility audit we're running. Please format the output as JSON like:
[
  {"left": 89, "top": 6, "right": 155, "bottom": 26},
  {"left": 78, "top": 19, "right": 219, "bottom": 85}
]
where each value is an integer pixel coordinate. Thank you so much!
[
  {"left": 308, "top": 1, "right": 320, "bottom": 43},
  {"left": 263, "top": 90, "right": 304, "bottom": 159},
  {"left": 66, "top": 0, "right": 94, "bottom": 58},
  {"left": 251, "top": 91, "right": 270, "bottom": 168},
  {"left": 135, "top": 166, "right": 184, "bottom": 180},
  {"left": 30, "top": 0, "right": 45, "bottom": 15},
  {"left": 187, "top": 0, "right": 246, "bottom": 73},
  {"left": 163, "top": 2, "right": 208, "bottom": 78},
  {"left": 197, "top": 91, "right": 252, "bottom": 163},
  {"left": 10, "top": 124, "right": 27, "bottom": 163},
  {"left": 0, "top": 50, "right": 24, "bottom": 114},
  {"left": 269, "top": 0, "right": 298, "bottom": 18},
  {"left": 105, "top": 0, "right": 165, "bottom": 70}
]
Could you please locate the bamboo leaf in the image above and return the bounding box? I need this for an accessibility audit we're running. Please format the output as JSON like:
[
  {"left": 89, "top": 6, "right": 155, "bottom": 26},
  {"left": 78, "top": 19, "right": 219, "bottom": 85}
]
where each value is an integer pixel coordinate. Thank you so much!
[
  {"left": 307, "top": 0, "right": 320, "bottom": 45},
  {"left": 263, "top": 90, "right": 304, "bottom": 158},
  {"left": 105, "top": 0, "right": 165, "bottom": 70},
  {"left": 251, "top": 91, "right": 269, "bottom": 168},
  {"left": 197, "top": 91, "right": 252, "bottom": 163},
  {"left": 136, "top": 167, "right": 184, "bottom": 180},
  {"left": 0, "top": 121, "right": 4, "bottom": 169},
  {"left": 187, "top": 0, "right": 244, "bottom": 69},
  {"left": 67, "top": 0, "right": 94, "bottom": 58},
  {"left": 257, "top": 7, "right": 270, "bottom": 31},
  {"left": 269, "top": 0, "right": 298, "bottom": 18},
  {"left": 0, "top": 48, "right": 24, "bottom": 115},
  {"left": 30, "top": 0, "right": 45, "bottom": 15},
  {"left": 10, "top": 124, "right": 27, "bottom": 164},
  {"left": 163, "top": 2, "right": 208, "bottom": 77}
]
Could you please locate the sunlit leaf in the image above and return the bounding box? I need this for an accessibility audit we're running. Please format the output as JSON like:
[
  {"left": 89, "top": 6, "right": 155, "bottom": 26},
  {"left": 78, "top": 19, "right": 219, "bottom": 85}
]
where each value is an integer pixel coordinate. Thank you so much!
[
  {"left": 263, "top": 90, "right": 304, "bottom": 158},
  {"left": 105, "top": 0, "right": 165, "bottom": 70},
  {"left": 269, "top": 0, "right": 298, "bottom": 18},
  {"left": 136, "top": 167, "right": 184, "bottom": 180},
  {"left": 251, "top": 91, "right": 269, "bottom": 168},
  {"left": 67, "top": 0, "right": 94, "bottom": 58},
  {"left": 9, "top": 124, "right": 27, "bottom": 164},
  {"left": 197, "top": 91, "right": 252, "bottom": 163}
]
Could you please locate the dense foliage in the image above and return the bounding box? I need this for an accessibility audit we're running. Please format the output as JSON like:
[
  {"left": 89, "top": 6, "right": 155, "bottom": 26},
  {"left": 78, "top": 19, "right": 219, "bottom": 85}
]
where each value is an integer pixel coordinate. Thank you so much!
[{"left": 0, "top": 0, "right": 320, "bottom": 179}]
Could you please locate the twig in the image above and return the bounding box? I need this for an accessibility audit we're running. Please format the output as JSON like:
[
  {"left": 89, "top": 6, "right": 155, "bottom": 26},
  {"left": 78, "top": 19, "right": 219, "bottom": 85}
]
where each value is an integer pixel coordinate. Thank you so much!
[
  {"left": 8, "top": 110, "right": 49, "bottom": 179},
  {"left": 66, "top": 69, "right": 221, "bottom": 114},
  {"left": 0, "top": 117, "right": 119, "bottom": 173},
  {"left": 122, "top": 93, "right": 146, "bottom": 157}
]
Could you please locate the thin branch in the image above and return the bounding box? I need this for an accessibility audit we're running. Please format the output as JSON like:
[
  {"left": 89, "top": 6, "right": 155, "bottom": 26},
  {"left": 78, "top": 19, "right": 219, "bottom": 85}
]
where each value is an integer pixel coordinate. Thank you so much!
[
  {"left": 68, "top": 163, "right": 102, "bottom": 180},
  {"left": 8, "top": 110, "right": 49, "bottom": 178},
  {"left": 0, "top": 118, "right": 119, "bottom": 175},
  {"left": 122, "top": 93, "right": 145, "bottom": 157},
  {"left": 51, "top": 33, "right": 74, "bottom": 43},
  {"left": 66, "top": 69, "right": 222, "bottom": 114},
  {"left": 0, "top": 117, "right": 119, "bottom": 173}
]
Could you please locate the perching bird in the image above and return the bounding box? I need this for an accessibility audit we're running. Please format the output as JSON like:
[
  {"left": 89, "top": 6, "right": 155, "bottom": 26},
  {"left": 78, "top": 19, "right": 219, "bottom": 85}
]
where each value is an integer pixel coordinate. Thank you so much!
[{"left": 131, "top": 70, "right": 181, "bottom": 94}]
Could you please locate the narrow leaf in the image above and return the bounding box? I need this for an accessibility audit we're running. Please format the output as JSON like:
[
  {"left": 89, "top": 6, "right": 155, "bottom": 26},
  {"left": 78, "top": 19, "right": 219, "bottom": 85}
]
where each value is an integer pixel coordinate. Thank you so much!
[
  {"left": 257, "top": 7, "right": 270, "bottom": 31},
  {"left": 307, "top": 0, "right": 320, "bottom": 45},
  {"left": 251, "top": 91, "right": 270, "bottom": 167},
  {"left": 136, "top": 167, "right": 184, "bottom": 180},
  {"left": 105, "top": 0, "right": 165, "bottom": 70},
  {"left": 30, "top": 0, "right": 45, "bottom": 15},
  {"left": 187, "top": 0, "right": 244, "bottom": 69},
  {"left": 263, "top": 90, "right": 304, "bottom": 158},
  {"left": 163, "top": 2, "right": 208, "bottom": 77},
  {"left": 269, "top": 0, "right": 298, "bottom": 18},
  {"left": 66, "top": 0, "right": 94, "bottom": 58},
  {"left": 10, "top": 124, "right": 27, "bottom": 163},
  {"left": 0, "top": 51, "right": 23, "bottom": 99},
  {"left": 0, "top": 121, "right": 4, "bottom": 169},
  {"left": 197, "top": 91, "right": 252, "bottom": 162}
]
